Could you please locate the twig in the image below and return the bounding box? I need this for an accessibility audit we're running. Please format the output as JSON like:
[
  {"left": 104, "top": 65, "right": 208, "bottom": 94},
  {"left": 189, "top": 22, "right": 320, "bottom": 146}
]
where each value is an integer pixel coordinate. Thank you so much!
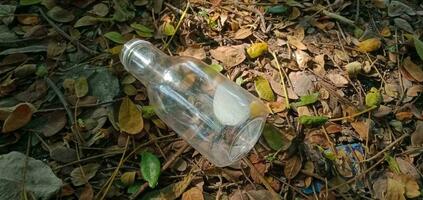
[
  {"left": 163, "top": 2, "right": 190, "bottom": 50},
  {"left": 329, "top": 106, "right": 377, "bottom": 122},
  {"left": 44, "top": 77, "right": 74, "bottom": 125},
  {"left": 236, "top": 4, "right": 267, "bottom": 33},
  {"left": 242, "top": 158, "right": 281, "bottom": 199},
  {"left": 36, "top": 98, "right": 122, "bottom": 113},
  {"left": 361, "top": 133, "right": 409, "bottom": 163},
  {"left": 38, "top": 8, "right": 97, "bottom": 55},
  {"left": 129, "top": 142, "right": 191, "bottom": 199},
  {"left": 321, "top": 10, "right": 356, "bottom": 27},
  {"left": 271, "top": 51, "right": 290, "bottom": 109}
]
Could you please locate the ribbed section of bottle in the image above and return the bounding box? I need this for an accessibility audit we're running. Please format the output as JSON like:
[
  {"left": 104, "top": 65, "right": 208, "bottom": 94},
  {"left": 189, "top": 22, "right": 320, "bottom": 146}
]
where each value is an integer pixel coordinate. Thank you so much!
[{"left": 120, "top": 39, "right": 169, "bottom": 85}]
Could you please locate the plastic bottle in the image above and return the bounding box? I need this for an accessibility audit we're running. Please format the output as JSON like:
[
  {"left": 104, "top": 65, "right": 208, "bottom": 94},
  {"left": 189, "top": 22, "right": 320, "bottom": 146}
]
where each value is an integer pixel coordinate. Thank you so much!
[{"left": 120, "top": 39, "right": 268, "bottom": 167}]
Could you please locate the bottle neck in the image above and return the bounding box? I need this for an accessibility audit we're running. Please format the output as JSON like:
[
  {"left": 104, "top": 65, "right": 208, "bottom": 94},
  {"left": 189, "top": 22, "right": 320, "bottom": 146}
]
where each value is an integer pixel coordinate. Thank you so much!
[{"left": 120, "top": 39, "right": 170, "bottom": 85}]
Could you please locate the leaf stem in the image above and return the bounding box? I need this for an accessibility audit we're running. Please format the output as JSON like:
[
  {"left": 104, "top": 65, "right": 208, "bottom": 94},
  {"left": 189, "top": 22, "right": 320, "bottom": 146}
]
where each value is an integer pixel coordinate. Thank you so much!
[
  {"left": 329, "top": 106, "right": 377, "bottom": 122},
  {"left": 163, "top": 2, "right": 190, "bottom": 50},
  {"left": 271, "top": 51, "right": 290, "bottom": 109}
]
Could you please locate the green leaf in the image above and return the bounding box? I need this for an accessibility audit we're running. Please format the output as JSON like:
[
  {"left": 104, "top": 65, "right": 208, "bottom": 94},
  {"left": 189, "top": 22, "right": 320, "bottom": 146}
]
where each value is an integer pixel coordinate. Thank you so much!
[
  {"left": 141, "top": 106, "right": 156, "bottom": 119},
  {"left": 74, "top": 76, "right": 89, "bottom": 98},
  {"left": 365, "top": 87, "right": 382, "bottom": 108},
  {"left": 0, "top": 151, "right": 62, "bottom": 199},
  {"left": 209, "top": 63, "right": 223, "bottom": 72},
  {"left": 131, "top": 23, "right": 154, "bottom": 33},
  {"left": 104, "top": 31, "right": 126, "bottom": 44},
  {"left": 385, "top": 154, "right": 401, "bottom": 174},
  {"left": 163, "top": 22, "right": 176, "bottom": 36},
  {"left": 0, "top": 45, "right": 47, "bottom": 55},
  {"left": 266, "top": 5, "right": 288, "bottom": 14},
  {"left": 298, "top": 115, "right": 328, "bottom": 127},
  {"left": 262, "top": 124, "right": 285, "bottom": 151},
  {"left": 291, "top": 92, "right": 319, "bottom": 107},
  {"left": 123, "top": 84, "right": 137, "bottom": 96},
  {"left": 135, "top": 30, "right": 153, "bottom": 38},
  {"left": 35, "top": 65, "right": 48, "bottom": 77},
  {"left": 414, "top": 35, "right": 423, "bottom": 61},
  {"left": 0, "top": 5, "right": 16, "bottom": 25},
  {"left": 91, "top": 3, "right": 109, "bottom": 17},
  {"left": 20, "top": 0, "right": 41, "bottom": 6},
  {"left": 254, "top": 76, "right": 275, "bottom": 101},
  {"left": 112, "top": 0, "right": 135, "bottom": 22},
  {"left": 127, "top": 182, "right": 142, "bottom": 194},
  {"left": 140, "top": 151, "right": 161, "bottom": 188},
  {"left": 47, "top": 6, "right": 75, "bottom": 23},
  {"left": 74, "top": 16, "right": 100, "bottom": 27}
]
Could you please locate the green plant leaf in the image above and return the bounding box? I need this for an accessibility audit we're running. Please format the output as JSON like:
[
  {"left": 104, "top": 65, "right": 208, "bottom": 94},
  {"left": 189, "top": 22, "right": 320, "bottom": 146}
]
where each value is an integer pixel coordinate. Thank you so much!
[
  {"left": 291, "top": 92, "right": 319, "bottom": 107},
  {"left": 385, "top": 154, "right": 401, "bottom": 174},
  {"left": 130, "top": 23, "right": 154, "bottom": 33},
  {"left": 209, "top": 63, "right": 223, "bottom": 72},
  {"left": 104, "top": 31, "right": 126, "bottom": 44},
  {"left": 141, "top": 106, "right": 156, "bottom": 119},
  {"left": 74, "top": 76, "right": 89, "bottom": 98},
  {"left": 20, "top": 0, "right": 41, "bottom": 6},
  {"left": 365, "top": 87, "right": 382, "bottom": 108},
  {"left": 414, "top": 35, "right": 423, "bottom": 61},
  {"left": 0, "top": 5, "right": 16, "bottom": 25},
  {"left": 266, "top": 5, "right": 288, "bottom": 14},
  {"left": 140, "top": 151, "right": 161, "bottom": 188},
  {"left": 254, "top": 76, "right": 275, "bottom": 101},
  {"left": 299, "top": 115, "right": 328, "bottom": 127},
  {"left": 163, "top": 22, "right": 176, "bottom": 36},
  {"left": 74, "top": 16, "right": 99, "bottom": 27},
  {"left": 112, "top": 0, "right": 135, "bottom": 22},
  {"left": 47, "top": 6, "right": 75, "bottom": 23},
  {"left": 262, "top": 123, "right": 286, "bottom": 150}
]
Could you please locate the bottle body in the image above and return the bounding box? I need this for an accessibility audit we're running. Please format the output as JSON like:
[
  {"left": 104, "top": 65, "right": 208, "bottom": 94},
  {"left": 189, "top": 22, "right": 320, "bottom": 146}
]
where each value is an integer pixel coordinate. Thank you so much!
[{"left": 121, "top": 39, "right": 268, "bottom": 167}]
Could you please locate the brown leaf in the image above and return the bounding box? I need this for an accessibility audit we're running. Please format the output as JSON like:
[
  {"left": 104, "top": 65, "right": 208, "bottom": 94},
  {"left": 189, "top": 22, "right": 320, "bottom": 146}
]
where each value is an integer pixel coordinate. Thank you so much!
[
  {"left": 400, "top": 175, "right": 421, "bottom": 198},
  {"left": 118, "top": 97, "right": 143, "bottom": 134},
  {"left": 284, "top": 155, "right": 302, "bottom": 179},
  {"left": 403, "top": 57, "right": 423, "bottom": 82},
  {"left": 17, "top": 14, "right": 39, "bottom": 25},
  {"left": 250, "top": 162, "right": 268, "bottom": 183},
  {"left": 2, "top": 103, "right": 34, "bottom": 133},
  {"left": 351, "top": 120, "right": 370, "bottom": 140},
  {"left": 40, "top": 111, "right": 67, "bottom": 137},
  {"left": 79, "top": 184, "right": 93, "bottom": 200},
  {"left": 327, "top": 73, "right": 349, "bottom": 87},
  {"left": 325, "top": 123, "right": 342, "bottom": 134},
  {"left": 210, "top": 45, "right": 245, "bottom": 67},
  {"left": 395, "top": 111, "right": 413, "bottom": 121},
  {"left": 411, "top": 121, "right": 423, "bottom": 146},
  {"left": 289, "top": 71, "right": 315, "bottom": 96},
  {"left": 386, "top": 178, "right": 406, "bottom": 200},
  {"left": 120, "top": 171, "right": 136, "bottom": 186},
  {"left": 233, "top": 28, "right": 252, "bottom": 40},
  {"left": 179, "top": 47, "right": 206, "bottom": 60},
  {"left": 287, "top": 36, "right": 307, "bottom": 50},
  {"left": 294, "top": 49, "right": 311, "bottom": 69},
  {"left": 182, "top": 187, "right": 204, "bottom": 200}
]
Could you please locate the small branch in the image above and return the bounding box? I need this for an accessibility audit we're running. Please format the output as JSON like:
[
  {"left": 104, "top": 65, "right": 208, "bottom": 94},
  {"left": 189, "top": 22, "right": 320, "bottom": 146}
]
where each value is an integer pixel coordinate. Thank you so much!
[
  {"left": 38, "top": 8, "right": 97, "bottom": 55},
  {"left": 44, "top": 77, "right": 74, "bottom": 125},
  {"left": 361, "top": 133, "right": 409, "bottom": 163},
  {"left": 163, "top": 2, "right": 190, "bottom": 50},
  {"left": 36, "top": 98, "right": 122, "bottom": 113},
  {"left": 329, "top": 106, "right": 377, "bottom": 122},
  {"left": 321, "top": 10, "right": 356, "bottom": 27},
  {"left": 242, "top": 158, "right": 281, "bottom": 199},
  {"left": 129, "top": 142, "right": 191, "bottom": 199},
  {"left": 271, "top": 51, "right": 290, "bottom": 110}
]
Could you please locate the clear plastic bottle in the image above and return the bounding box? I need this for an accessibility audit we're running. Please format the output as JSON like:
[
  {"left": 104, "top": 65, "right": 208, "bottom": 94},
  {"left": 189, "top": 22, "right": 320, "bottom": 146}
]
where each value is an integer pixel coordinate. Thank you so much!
[{"left": 120, "top": 39, "right": 268, "bottom": 167}]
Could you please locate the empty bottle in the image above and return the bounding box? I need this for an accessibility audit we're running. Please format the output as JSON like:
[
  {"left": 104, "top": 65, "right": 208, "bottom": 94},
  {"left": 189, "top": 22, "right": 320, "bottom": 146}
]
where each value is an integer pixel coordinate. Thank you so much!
[{"left": 120, "top": 39, "right": 268, "bottom": 167}]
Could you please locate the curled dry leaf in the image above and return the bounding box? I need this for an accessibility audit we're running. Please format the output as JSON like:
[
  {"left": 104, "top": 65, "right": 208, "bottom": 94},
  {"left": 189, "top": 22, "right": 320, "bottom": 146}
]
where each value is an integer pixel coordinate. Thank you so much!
[
  {"left": 233, "top": 28, "right": 252, "bottom": 40},
  {"left": 403, "top": 57, "right": 423, "bottom": 82},
  {"left": 210, "top": 45, "right": 245, "bottom": 67},
  {"left": 287, "top": 35, "right": 307, "bottom": 50},
  {"left": 2, "top": 103, "right": 34, "bottom": 133},
  {"left": 71, "top": 163, "right": 100, "bottom": 186},
  {"left": 247, "top": 42, "right": 268, "bottom": 59},
  {"left": 294, "top": 49, "right": 311, "bottom": 69},
  {"left": 284, "top": 155, "right": 302, "bottom": 179}
]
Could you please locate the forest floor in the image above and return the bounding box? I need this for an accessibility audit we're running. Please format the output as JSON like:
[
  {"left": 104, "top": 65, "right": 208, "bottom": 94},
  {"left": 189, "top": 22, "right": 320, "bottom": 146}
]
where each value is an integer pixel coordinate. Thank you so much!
[{"left": 0, "top": 0, "right": 423, "bottom": 199}]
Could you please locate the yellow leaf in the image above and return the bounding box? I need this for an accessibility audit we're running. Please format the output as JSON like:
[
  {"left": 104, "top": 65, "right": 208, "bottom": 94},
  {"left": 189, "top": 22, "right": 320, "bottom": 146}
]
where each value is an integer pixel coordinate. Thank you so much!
[
  {"left": 108, "top": 45, "right": 123, "bottom": 55},
  {"left": 386, "top": 178, "right": 406, "bottom": 200},
  {"left": 380, "top": 26, "right": 391, "bottom": 37},
  {"left": 2, "top": 103, "right": 34, "bottom": 133},
  {"left": 400, "top": 175, "right": 421, "bottom": 198},
  {"left": 247, "top": 42, "right": 268, "bottom": 58},
  {"left": 182, "top": 187, "right": 204, "bottom": 200},
  {"left": 357, "top": 38, "right": 381, "bottom": 52},
  {"left": 120, "top": 171, "right": 136, "bottom": 186},
  {"left": 118, "top": 97, "right": 143, "bottom": 134},
  {"left": 254, "top": 76, "right": 275, "bottom": 101},
  {"left": 162, "top": 22, "right": 176, "bottom": 36}
]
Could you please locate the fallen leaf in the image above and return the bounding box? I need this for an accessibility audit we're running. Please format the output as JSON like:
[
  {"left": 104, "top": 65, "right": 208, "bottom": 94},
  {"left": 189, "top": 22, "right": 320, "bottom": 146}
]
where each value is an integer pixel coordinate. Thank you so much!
[
  {"left": 262, "top": 124, "right": 288, "bottom": 151},
  {"left": 284, "top": 155, "right": 302, "bottom": 179},
  {"left": 50, "top": 146, "right": 77, "bottom": 163},
  {"left": 162, "top": 21, "right": 175, "bottom": 36},
  {"left": 395, "top": 112, "right": 413, "bottom": 121},
  {"left": 47, "top": 6, "right": 75, "bottom": 23},
  {"left": 403, "top": 57, "right": 423, "bottom": 82},
  {"left": 401, "top": 175, "right": 420, "bottom": 198},
  {"left": 396, "top": 157, "right": 421, "bottom": 180},
  {"left": 140, "top": 151, "right": 161, "bottom": 188},
  {"left": 267, "top": 101, "right": 286, "bottom": 113},
  {"left": 119, "top": 97, "right": 143, "bottom": 134},
  {"left": 365, "top": 87, "right": 382, "bottom": 108},
  {"left": 386, "top": 155, "right": 401, "bottom": 174},
  {"left": 386, "top": 178, "right": 406, "bottom": 200},
  {"left": 247, "top": 42, "right": 268, "bottom": 58},
  {"left": 38, "top": 111, "right": 67, "bottom": 137},
  {"left": 208, "top": 63, "right": 223, "bottom": 72},
  {"left": 287, "top": 35, "right": 307, "bottom": 50},
  {"left": 327, "top": 73, "right": 349, "bottom": 87},
  {"left": 210, "top": 46, "right": 245, "bottom": 67},
  {"left": 112, "top": 0, "right": 135, "bottom": 22},
  {"left": 250, "top": 162, "right": 268, "bottom": 184},
  {"left": 411, "top": 121, "right": 423, "bottom": 146},
  {"left": 345, "top": 61, "right": 362, "bottom": 78},
  {"left": 2, "top": 103, "right": 34, "bottom": 133},
  {"left": 0, "top": 151, "right": 62, "bottom": 200},
  {"left": 388, "top": 1, "right": 415, "bottom": 17},
  {"left": 357, "top": 38, "right": 381, "bottom": 53},
  {"left": 74, "top": 16, "right": 99, "bottom": 27},
  {"left": 254, "top": 76, "right": 275, "bottom": 101},
  {"left": 120, "top": 171, "right": 136, "bottom": 186},
  {"left": 90, "top": 3, "right": 109, "bottom": 17},
  {"left": 182, "top": 187, "right": 204, "bottom": 200},
  {"left": 351, "top": 120, "right": 370, "bottom": 140},
  {"left": 266, "top": 5, "right": 288, "bottom": 14},
  {"left": 289, "top": 71, "right": 314, "bottom": 96},
  {"left": 79, "top": 184, "right": 93, "bottom": 200},
  {"left": 299, "top": 115, "right": 328, "bottom": 127},
  {"left": 75, "top": 76, "right": 89, "bottom": 98},
  {"left": 71, "top": 163, "right": 100, "bottom": 186},
  {"left": 141, "top": 173, "right": 194, "bottom": 200},
  {"left": 17, "top": 14, "right": 39, "bottom": 25},
  {"left": 291, "top": 92, "right": 319, "bottom": 107},
  {"left": 233, "top": 28, "right": 252, "bottom": 39},
  {"left": 414, "top": 35, "right": 423, "bottom": 61},
  {"left": 179, "top": 47, "right": 206, "bottom": 60},
  {"left": 104, "top": 31, "right": 126, "bottom": 44}
]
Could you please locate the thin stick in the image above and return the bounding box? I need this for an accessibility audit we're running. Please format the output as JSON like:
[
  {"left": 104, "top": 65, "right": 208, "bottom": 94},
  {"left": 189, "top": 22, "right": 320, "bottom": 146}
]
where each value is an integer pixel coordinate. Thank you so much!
[
  {"left": 45, "top": 77, "right": 74, "bottom": 125},
  {"left": 38, "top": 8, "right": 97, "bottom": 55},
  {"left": 242, "top": 158, "right": 280, "bottom": 199},
  {"left": 163, "top": 2, "right": 190, "bottom": 50},
  {"left": 361, "top": 133, "right": 409, "bottom": 163},
  {"left": 271, "top": 51, "right": 290, "bottom": 109},
  {"left": 129, "top": 142, "right": 191, "bottom": 199},
  {"left": 329, "top": 106, "right": 377, "bottom": 122},
  {"left": 36, "top": 98, "right": 122, "bottom": 113}
]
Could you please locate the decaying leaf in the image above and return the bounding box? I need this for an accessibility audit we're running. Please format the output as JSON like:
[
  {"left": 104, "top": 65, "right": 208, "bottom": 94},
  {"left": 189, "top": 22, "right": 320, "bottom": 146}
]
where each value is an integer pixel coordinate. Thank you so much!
[
  {"left": 262, "top": 124, "right": 289, "bottom": 151},
  {"left": 403, "top": 57, "right": 423, "bottom": 82},
  {"left": 70, "top": 163, "right": 100, "bottom": 186},
  {"left": 141, "top": 173, "right": 194, "bottom": 200},
  {"left": 411, "top": 121, "right": 423, "bottom": 146},
  {"left": 254, "top": 76, "right": 275, "bottom": 101},
  {"left": 357, "top": 38, "right": 381, "bottom": 53},
  {"left": 182, "top": 187, "right": 204, "bottom": 200},
  {"left": 75, "top": 76, "right": 89, "bottom": 98},
  {"left": 233, "top": 28, "right": 252, "bottom": 39},
  {"left": 2, "top": 103, "right": 34, "bottom": 133},
  {"left": 210, "top": 45, "right": 245, "bottom": 67},
  {"left": 345, "top": 61, "right": 362, "bottom": 77},
  {"left": 120, "top": 171, "right": 137, "bottom": 186},
  {"left": 284, "top": 155, "right": 302, "bottom": 179},
  {"left": 386, "top": 178, "right": 406, "bottom": 200},
  {"left": 179, "top": 47, "right": 206, "bottom": 60},
  {"left": 287, "top": 35, "right": 307, "bottom": 50},
  {"left": 119, "top": 97, "right": 143, "bottom": 134}
]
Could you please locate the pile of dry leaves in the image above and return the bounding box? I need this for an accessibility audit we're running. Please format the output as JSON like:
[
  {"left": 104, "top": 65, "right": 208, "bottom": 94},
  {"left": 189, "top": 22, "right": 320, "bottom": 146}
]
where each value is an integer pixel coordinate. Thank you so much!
[{"left": 0, "top": 0, "right": 422, "bottom": 199}]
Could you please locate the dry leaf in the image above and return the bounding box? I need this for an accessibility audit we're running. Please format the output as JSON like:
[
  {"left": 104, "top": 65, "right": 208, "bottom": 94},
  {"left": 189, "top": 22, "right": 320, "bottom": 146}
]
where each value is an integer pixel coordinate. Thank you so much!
[
  {"left": 351, "top": 120, "right": 370, "bottom": 140},
  {"left": 79, "top": 184, "right": 93, "bottom": 200},
  {"left": 210, "top": 46, "right": 245, "bottom": 67},
  {"left": 182, "top": 187, "right": 204, "bottom": 200},
  {"left": 250, "top": 162, "right": 268, "bottom": 183},
  {"left": 386, "top": 178, "right": 406, "bottom": 200},
  {"left": 2, "top": 103, "right": 34, "bottom": 133},
  {"left": 357, "top": 38, "right": 382, "bottom": 52},
  {"left": 403, "top": 57, "right": 423, "bottom": 82},
  {"left": 289, "top": 71, "right": 314, "bottom": 96},
  {"left": 294, "top": 50, "right": 311, "bottom": 69},
  {"left": 118, "top": 97, "right": 143, "bottom": 134},
  {"left": 120, "top": 171, "right": 136, "bottom": 186},
  {"left": 411, "top": 121, "right": 423, "bottom": 146},
  {"left": 233, "top": 28, "right": 252, "bottom": 39},
  {"left": 327, "top": 73, "right": 349, "bottom": 87},
  {"left": 287, "top": 36, "right": 307, "bottom": 50},
  {"left": 179, "top": 47, "right": 206, "bottom": 60},
  {"left": 400, "top": 175, "right": 421, "bottom": 198},
  {"left": 284, "top": 155, "right": 302, "bottom": 179}
]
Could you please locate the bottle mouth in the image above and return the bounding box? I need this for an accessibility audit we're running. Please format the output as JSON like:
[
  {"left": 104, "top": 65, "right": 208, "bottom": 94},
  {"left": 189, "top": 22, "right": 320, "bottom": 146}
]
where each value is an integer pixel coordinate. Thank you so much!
[
  {"left": 228, "top": 117, "right": 266, "bottom": 161},
  {"left": 120, "top": 39, "right": 151, "bottom": 68}
]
